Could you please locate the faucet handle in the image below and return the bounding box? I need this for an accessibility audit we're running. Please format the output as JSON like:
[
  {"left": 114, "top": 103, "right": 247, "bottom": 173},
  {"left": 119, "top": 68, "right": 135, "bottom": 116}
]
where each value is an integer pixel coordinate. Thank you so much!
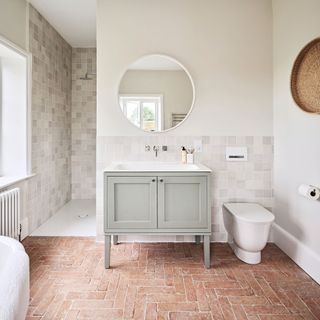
[{"left": 153, "top": 145, "right": 160, "bottom": 157}]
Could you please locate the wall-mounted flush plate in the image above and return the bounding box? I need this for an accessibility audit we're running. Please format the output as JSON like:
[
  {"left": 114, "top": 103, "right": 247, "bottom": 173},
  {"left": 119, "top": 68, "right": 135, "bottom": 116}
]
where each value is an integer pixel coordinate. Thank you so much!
[
  {"left": 194, "top": 139, "right": 202, "bottom": 152},
  {"left": 226, "top": 147, "right": 248, "bottom": 161}
]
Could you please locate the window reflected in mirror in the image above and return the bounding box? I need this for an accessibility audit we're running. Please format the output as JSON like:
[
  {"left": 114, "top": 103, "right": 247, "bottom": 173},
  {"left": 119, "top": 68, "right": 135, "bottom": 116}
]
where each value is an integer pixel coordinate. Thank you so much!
[
  {"left": 118, "top": 55, "right": 194, "bottom": 132},
  {"left": 120, "top": 95, "right": 162, "bottom": 131}
]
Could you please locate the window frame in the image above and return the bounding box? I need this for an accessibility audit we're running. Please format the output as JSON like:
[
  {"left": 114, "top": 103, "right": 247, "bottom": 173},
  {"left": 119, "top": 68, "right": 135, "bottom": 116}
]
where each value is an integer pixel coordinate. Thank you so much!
[
  {"left": 0, "top": 35, "right": 32, "bottom": 178},
  {"left": 119, "top": 94, "right": 163, "bottom": 132}
]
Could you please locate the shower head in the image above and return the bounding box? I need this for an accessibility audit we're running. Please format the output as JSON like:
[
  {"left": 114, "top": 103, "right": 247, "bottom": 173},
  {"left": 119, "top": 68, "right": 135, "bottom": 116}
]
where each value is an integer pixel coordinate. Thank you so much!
[
  {"left": 79, "top": 72, "right": 96, "bottom": 80},
  {"left": 80, "top": 73, "right": 91, "bottom": 80}
]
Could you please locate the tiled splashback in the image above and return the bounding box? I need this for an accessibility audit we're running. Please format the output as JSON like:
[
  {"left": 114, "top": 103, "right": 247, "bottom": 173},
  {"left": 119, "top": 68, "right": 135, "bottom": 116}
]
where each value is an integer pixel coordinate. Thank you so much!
[
  {"left": 71, "top": 48, "right": 96, "bottom": 199},
  {"left": 96, "top": 135, "right": 273, "bottom": 242}
]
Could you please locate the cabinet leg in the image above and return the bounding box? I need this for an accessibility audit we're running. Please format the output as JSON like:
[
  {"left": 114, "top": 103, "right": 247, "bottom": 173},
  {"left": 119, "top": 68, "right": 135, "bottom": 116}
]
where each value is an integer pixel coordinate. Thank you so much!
[
  {"left": 105, "top": 235, "right": 111, "bottom": 269},
  {"left": 204, "top": 235, "right": 210, "bottom": 269},
  {"left": 195, "top": 235, "right": 201, "bottom": 244},
  {"left": 113, "top": 235, "right": 118, "bottom": 245}
]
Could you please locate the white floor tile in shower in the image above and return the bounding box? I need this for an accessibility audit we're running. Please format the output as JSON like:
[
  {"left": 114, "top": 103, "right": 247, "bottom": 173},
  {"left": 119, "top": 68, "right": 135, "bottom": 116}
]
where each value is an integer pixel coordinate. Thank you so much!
[{"left": 31, "top": 199, "right": 96, "bottom": 236}]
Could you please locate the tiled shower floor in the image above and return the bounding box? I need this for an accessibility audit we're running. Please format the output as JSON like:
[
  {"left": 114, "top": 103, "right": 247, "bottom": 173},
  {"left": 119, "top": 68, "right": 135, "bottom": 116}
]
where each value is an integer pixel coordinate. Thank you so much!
[{"left": 31, "top": 200, "right": 96, "bottom": 236}]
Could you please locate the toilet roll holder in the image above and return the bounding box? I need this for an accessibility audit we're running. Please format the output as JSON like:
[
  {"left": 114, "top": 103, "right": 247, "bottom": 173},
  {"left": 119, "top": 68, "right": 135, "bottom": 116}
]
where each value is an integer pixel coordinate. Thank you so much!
[{"left": 298, "top": 184, "right": 320, "bottom": 201}]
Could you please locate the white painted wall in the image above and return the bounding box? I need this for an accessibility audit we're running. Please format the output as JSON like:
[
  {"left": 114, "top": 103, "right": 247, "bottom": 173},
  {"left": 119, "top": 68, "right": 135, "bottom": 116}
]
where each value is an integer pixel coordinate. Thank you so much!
[
  {"left": 0, "top": 0, "right": 27, "bottom": 49},
  {"left": 119, "top": 70, "right": 193, "bottom": 130},
  {"left": 97, "top": 0, "right": 273, "bottom": 136},
  {"left": 273, "top": 0, "right": 320, "bottom": 282}
]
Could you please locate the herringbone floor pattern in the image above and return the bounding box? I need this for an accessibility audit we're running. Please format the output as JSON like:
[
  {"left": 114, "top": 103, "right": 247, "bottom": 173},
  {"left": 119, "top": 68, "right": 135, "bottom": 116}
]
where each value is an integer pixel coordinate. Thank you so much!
[{"left": 23, "top": 237, "right": 320, "bottom": 320}]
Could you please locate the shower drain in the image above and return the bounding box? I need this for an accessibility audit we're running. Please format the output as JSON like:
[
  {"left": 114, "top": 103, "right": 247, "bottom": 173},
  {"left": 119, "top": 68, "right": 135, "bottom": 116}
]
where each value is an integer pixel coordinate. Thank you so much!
[{"left": 78, "top": 213, "right": 89, "bottom": 219}]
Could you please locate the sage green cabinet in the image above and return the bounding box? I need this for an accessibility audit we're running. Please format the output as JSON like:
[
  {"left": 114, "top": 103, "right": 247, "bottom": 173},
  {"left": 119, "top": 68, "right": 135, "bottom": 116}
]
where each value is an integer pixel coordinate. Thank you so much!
[
  {"left": 107, "top": 176, "right": 157, "bottom": 229},
  {"left": 104, "top": 171, "right": 211, "bottom": 269},
  {"left": 158, "top": 176, "right": 207, "bottom": 228}
]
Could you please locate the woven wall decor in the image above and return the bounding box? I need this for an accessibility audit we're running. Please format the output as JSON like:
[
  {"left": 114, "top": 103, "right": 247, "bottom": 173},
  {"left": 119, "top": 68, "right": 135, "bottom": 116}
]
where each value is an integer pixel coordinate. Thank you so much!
[{"left": 291, "top": 38, "right": 320, "bottom": 113}]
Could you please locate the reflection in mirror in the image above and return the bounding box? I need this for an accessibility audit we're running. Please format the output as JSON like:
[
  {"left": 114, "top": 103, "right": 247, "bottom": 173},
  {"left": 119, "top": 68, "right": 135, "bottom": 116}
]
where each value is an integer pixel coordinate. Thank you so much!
[{"left": 119, "top": 55, "right": 194, "bottom": 132}]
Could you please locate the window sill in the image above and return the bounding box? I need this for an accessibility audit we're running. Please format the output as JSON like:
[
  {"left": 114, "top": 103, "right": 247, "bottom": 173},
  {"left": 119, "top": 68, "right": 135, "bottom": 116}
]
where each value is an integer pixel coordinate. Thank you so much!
[{"left": 0, "top": 174, "right": 36, "bottom": 190}]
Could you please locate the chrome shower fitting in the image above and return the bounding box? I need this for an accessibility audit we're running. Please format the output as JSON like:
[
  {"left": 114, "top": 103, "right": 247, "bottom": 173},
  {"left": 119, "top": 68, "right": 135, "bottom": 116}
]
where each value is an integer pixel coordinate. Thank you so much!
[{"left": 79, "top": 72, "right": 96, "bottom": 80}]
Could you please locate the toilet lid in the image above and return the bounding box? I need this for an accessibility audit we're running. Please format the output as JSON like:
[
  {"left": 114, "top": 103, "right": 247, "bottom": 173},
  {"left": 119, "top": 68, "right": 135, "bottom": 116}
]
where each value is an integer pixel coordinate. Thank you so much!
[{"left": 223, "top": 203, "right": 274, "bottom": 223}]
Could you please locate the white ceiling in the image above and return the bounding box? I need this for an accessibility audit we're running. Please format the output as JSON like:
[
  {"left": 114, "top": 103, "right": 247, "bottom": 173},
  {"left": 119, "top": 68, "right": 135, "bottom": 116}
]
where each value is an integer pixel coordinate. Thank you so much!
[{"left": 28, "top": 0, "right": 96, "bottom": 48}]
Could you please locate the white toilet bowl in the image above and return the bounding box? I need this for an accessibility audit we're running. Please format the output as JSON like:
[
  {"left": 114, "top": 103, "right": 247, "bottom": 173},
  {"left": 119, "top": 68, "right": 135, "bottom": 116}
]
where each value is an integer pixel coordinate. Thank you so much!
[{"left": 223, "top": 203, "right": 274, "bottom": 264}]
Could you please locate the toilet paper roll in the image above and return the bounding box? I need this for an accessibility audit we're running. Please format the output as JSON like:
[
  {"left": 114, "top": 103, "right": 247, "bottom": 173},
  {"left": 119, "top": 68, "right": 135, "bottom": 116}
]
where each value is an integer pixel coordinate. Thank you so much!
[{"left": 298, "top": 184, "right": 320, "bottom": 200}]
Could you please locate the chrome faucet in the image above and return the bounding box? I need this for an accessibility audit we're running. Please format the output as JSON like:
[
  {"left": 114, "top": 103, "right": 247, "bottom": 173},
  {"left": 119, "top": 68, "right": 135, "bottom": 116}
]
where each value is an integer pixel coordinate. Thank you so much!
[
  {"left": 145, "top": 145, "right": 167, "bottom": 157},
  {"left": 153, "top": 145, "right": 160, "bottom": 157}
]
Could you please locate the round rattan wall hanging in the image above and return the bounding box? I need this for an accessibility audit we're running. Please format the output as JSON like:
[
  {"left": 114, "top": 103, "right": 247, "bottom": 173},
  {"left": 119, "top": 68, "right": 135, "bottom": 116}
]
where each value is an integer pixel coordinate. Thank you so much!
[{"left": 291, "top": 38, "right": 320, "bottom": 113}]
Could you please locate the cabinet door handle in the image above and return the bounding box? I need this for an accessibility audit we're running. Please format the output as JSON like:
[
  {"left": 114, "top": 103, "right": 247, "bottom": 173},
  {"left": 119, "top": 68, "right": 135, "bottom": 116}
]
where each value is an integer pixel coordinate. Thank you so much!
[
  {"left": 159, "top": 179, "right": 164, "bottom": 183},
  {"left": 152, "top": 179, "right": 156, "bottom": 182}
]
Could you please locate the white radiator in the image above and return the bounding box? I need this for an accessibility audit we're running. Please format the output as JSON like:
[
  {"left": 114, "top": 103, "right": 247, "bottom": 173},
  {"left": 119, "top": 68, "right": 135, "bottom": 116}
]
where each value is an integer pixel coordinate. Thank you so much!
[{"left": 0, "top": 188, "right": 21, "bottom": 240}]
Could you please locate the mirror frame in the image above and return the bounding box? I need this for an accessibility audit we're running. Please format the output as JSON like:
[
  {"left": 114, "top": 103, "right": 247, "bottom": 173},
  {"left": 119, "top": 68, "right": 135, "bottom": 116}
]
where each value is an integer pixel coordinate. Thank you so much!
[{"left": 117, "top": 54, "right": 196, "bottom": 133}]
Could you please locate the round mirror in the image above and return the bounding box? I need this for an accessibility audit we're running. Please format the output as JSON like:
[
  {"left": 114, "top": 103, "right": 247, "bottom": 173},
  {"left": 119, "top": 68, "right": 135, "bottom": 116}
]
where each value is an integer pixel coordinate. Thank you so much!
[{"left": 118, "top": 54, "right": 195, "bottom": 132}]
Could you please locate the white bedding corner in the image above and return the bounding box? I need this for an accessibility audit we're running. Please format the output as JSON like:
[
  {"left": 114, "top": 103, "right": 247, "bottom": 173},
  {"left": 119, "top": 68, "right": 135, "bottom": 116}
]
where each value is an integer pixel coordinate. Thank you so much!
[{"left": 0, "top": 236, "right": 29, "bottom": 320}]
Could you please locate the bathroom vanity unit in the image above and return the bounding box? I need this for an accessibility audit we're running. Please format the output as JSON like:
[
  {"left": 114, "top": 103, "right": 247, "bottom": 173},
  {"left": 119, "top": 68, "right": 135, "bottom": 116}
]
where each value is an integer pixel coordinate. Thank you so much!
[{"left": 104, "top": 162, "right": 212, "bottom": 268}]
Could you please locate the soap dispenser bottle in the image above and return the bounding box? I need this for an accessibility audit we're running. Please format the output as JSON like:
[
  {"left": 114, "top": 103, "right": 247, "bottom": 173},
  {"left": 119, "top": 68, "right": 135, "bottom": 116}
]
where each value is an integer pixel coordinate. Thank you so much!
[{"left": 181, "top": 146, "right": 187, "bottom": 164}]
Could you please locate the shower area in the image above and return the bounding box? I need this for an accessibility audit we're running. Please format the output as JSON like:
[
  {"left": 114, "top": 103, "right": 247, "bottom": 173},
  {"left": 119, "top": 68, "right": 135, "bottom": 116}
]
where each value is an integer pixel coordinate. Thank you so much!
[{"left": 32, "top": 48, "right": 97, "bottom": 236}]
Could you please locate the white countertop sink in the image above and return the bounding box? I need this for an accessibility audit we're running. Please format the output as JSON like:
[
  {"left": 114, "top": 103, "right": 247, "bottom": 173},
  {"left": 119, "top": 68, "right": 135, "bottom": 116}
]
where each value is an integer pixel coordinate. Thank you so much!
[{"left": 104, "top": 162, "right": 211, "bottom": 172}]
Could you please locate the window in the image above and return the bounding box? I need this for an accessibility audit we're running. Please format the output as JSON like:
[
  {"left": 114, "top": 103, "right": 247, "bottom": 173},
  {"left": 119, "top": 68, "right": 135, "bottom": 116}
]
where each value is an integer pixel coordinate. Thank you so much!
[
  {"left": 0, "top": 36, "right": 30, "bottom": 183},
  {"left": 119, "top": 95, "right": 163, "bottom": 131}
]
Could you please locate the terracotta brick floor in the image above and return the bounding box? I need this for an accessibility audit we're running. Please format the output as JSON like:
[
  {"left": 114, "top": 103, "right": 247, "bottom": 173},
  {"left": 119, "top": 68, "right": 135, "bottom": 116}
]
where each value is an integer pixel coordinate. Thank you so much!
[{"left": 23, "top": 237, "right": 320, "bottom": 320}]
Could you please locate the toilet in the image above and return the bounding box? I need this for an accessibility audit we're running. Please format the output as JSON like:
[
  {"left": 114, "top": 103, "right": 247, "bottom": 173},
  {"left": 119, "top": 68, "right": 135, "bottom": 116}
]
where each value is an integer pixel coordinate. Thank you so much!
[{"left": 223, "top": 203, "right": 274, "bottom": 264}]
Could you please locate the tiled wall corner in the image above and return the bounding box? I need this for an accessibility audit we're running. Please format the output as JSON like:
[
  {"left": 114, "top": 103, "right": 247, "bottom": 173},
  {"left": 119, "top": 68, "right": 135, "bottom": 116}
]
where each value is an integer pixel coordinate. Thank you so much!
[
  {"left": 71, "top": 48, "right": 96, "bottom": 199},
  {"left": 5, "top": 9, "right": 97, "bottom": 234},
  {"left": 96, "top": 135, "right": 273, "bottom": 242},
  {"left": 25, "top": 6, "right": 72, "bottom": 232}
]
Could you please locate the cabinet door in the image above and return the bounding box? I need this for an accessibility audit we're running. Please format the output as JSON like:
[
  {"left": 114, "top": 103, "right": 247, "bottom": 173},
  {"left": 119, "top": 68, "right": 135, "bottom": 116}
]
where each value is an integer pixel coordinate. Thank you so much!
[
  {"left": 107, "top": 176, "right": 157, "bottom": 229},
  {"left": 158, "top": 176, "right": 208, "bottom": 228}
]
